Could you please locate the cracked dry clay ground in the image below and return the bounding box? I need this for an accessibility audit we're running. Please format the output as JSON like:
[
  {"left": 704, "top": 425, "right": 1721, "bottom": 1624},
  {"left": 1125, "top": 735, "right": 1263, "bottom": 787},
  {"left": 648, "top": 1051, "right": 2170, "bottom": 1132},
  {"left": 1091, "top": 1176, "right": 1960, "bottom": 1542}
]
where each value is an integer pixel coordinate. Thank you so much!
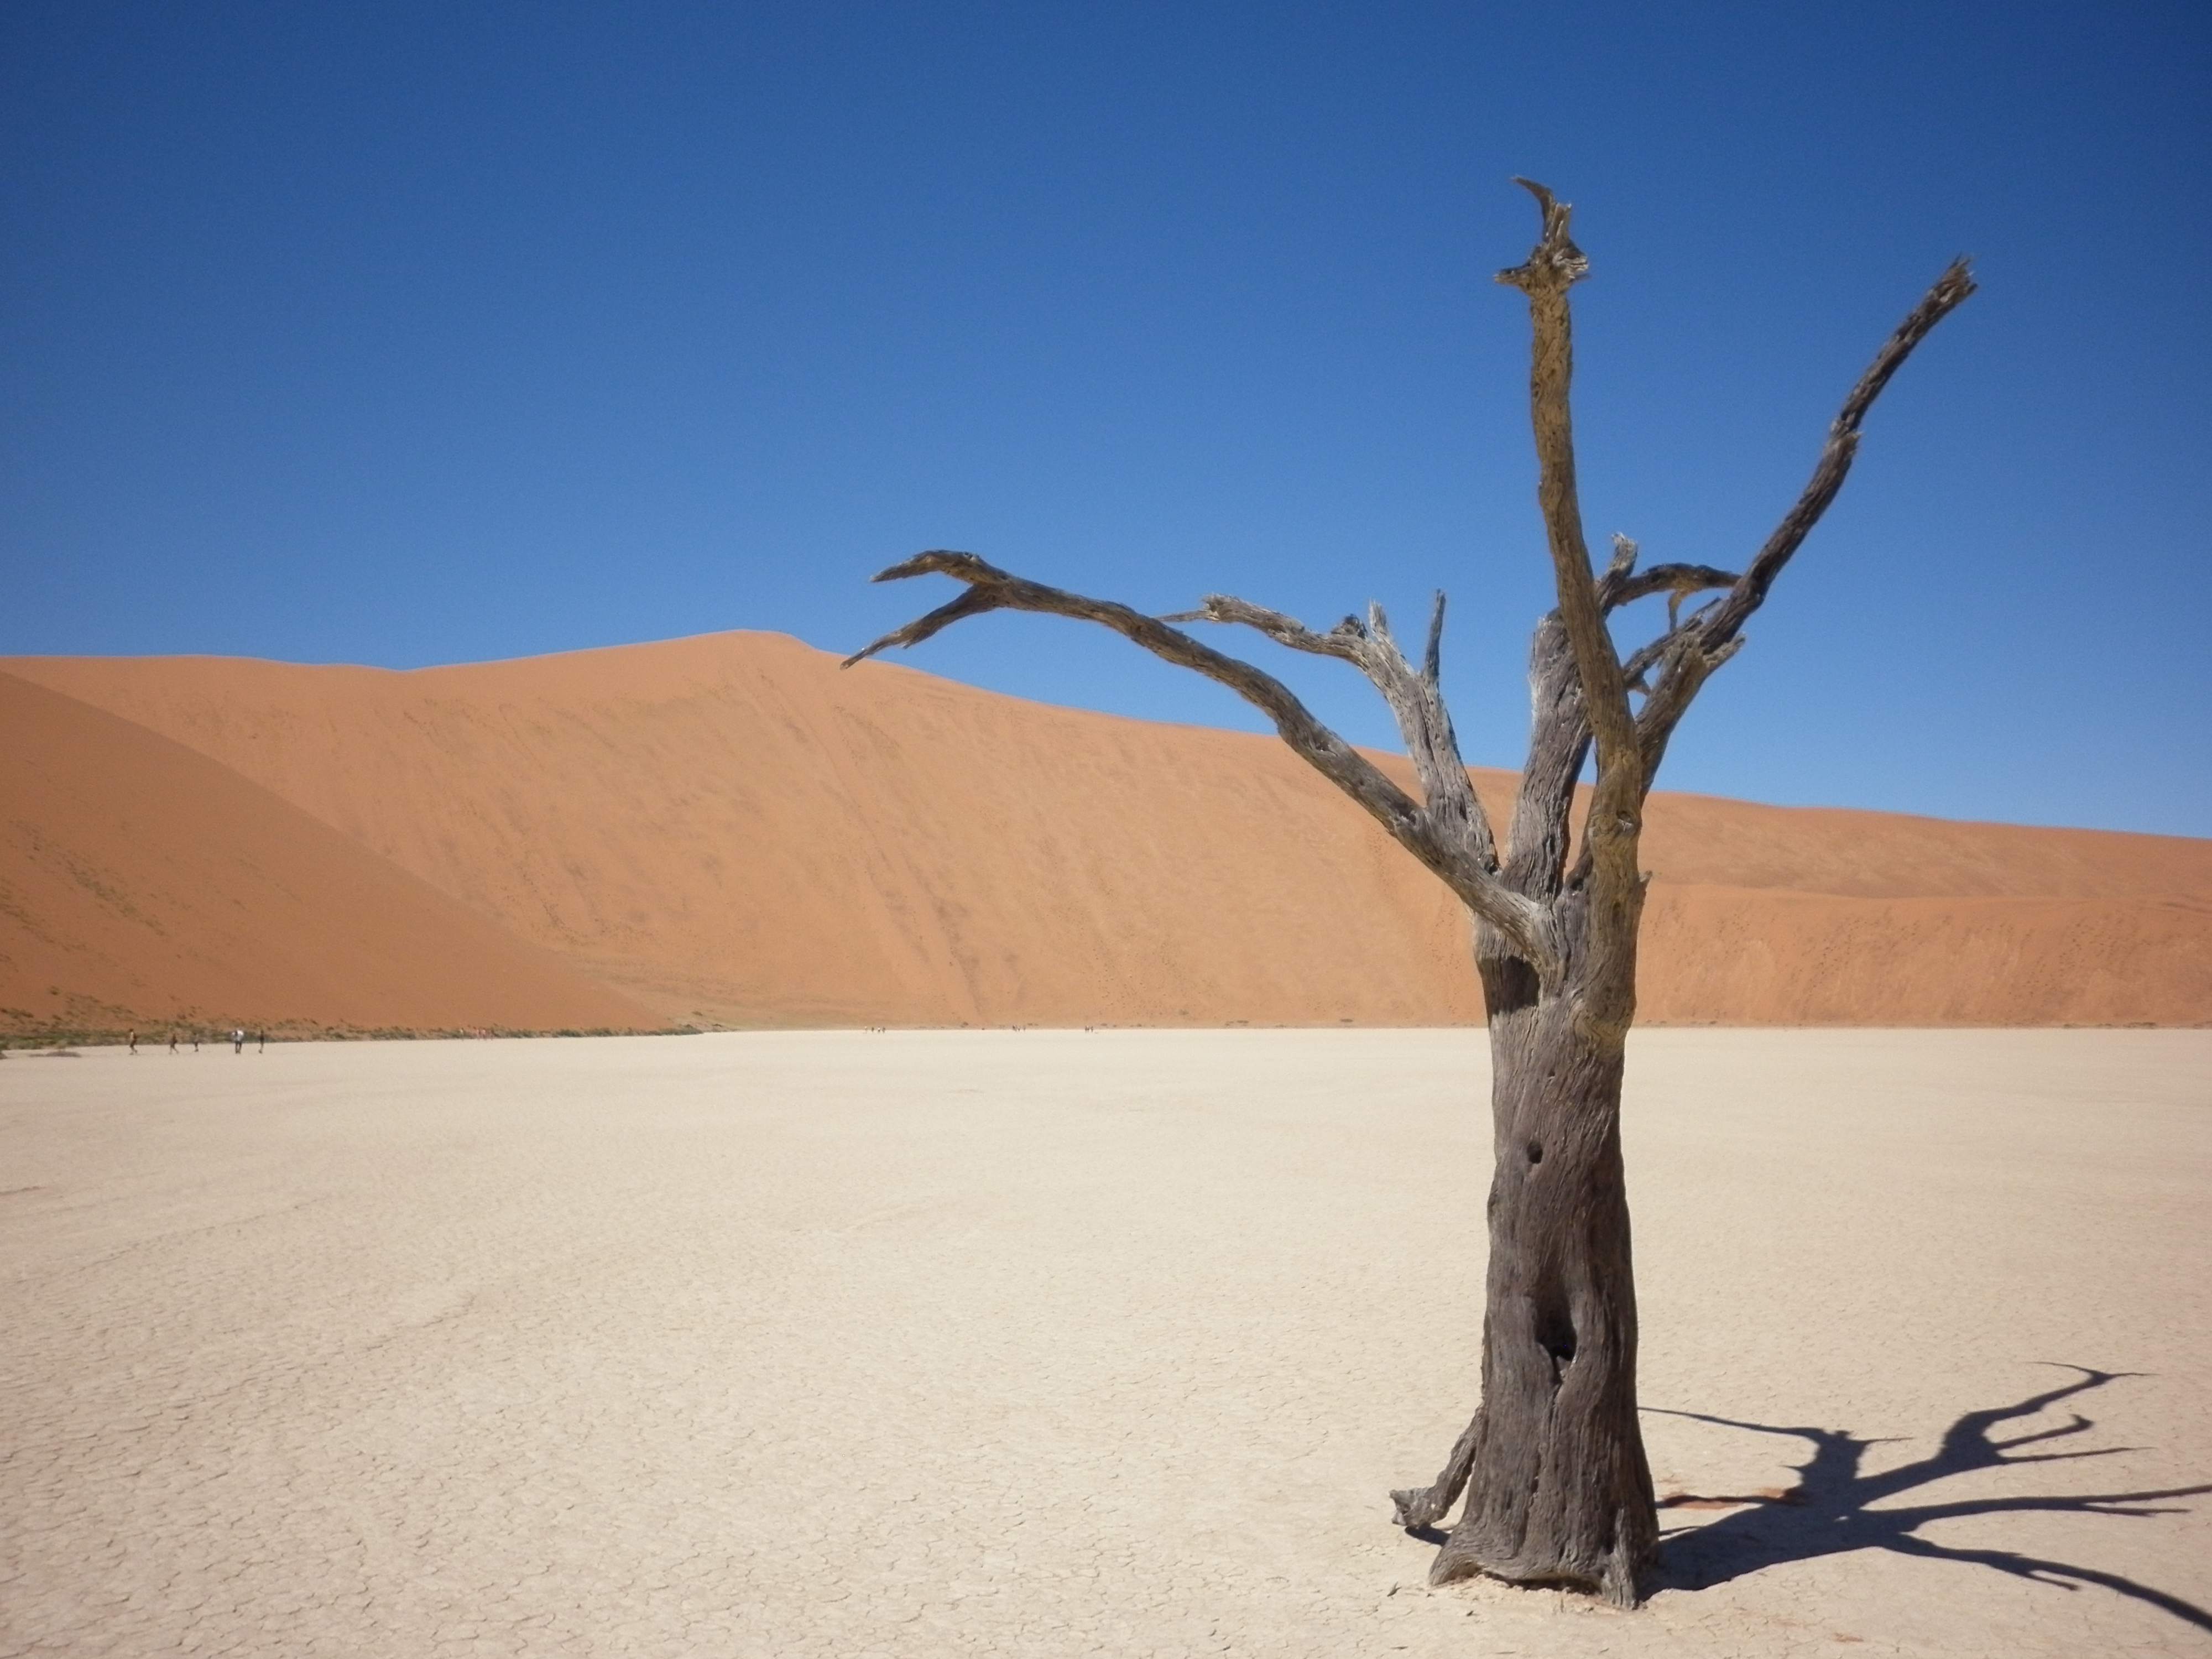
[{"left": 4, "top": 1028, "right": 2208, "bottom": 1658}]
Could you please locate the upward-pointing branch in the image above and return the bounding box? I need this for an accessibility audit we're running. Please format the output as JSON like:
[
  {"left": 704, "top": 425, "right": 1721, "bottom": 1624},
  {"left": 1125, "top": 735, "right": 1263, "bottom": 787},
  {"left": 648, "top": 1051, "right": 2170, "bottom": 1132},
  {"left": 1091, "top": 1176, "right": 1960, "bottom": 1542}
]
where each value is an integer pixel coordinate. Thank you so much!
[
  {"left": 1632, "top": 258, "right": 1978, "bottom": 781},
  {"left": 1709, "top": 257, "right": 1978, "bottom": 653},
  {"left": 1497, "top": 179, "right": 1644, "bottom": 889},
  {"left": 1164, "top": 591, "right": 1498, "bottom": 874}
]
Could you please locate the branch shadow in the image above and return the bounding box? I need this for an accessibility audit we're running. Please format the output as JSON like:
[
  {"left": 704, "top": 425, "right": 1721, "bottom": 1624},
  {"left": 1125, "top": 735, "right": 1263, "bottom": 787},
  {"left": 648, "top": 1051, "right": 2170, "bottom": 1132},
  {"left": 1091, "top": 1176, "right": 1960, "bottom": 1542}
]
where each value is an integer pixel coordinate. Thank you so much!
[{"left": 1646, "top": 1365, "right": 2212, "bottom": 1635}]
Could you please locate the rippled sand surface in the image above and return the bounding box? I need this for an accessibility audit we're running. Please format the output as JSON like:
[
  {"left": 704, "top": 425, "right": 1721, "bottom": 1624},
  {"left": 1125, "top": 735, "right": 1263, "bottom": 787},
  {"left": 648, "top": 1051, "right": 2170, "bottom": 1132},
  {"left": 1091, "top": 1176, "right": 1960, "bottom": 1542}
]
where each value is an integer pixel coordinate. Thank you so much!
[{"left": 5, "top": 1029, "right": 2206, "bottom": 1657}]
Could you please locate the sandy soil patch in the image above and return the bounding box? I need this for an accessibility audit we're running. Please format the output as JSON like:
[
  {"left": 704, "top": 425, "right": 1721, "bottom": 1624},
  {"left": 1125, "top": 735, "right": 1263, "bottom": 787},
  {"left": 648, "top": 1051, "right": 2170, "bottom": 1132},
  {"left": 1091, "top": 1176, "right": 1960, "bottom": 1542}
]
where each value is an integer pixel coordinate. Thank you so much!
[{"left": 3, "top": 1029, "right": 2206, "bottom": 1657}]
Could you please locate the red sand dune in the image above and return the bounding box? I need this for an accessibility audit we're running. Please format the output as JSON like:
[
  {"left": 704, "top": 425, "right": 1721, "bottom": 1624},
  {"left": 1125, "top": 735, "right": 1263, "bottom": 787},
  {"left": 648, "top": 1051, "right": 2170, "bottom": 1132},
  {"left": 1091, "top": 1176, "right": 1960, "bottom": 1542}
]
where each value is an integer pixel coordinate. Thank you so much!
[
  {"left": 7, "top": 633, "right": 2208, "bottom": 1028},
  {"left": 0, "top": 671, "right": 658, "bottom": 1035}
]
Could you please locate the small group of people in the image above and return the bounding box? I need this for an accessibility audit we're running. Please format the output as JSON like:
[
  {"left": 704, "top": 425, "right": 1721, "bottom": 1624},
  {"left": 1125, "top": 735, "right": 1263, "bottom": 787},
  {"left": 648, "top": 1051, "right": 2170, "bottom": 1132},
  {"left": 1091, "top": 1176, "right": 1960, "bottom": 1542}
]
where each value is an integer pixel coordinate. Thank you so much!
[{"left": 125, "top": 1028, "right": 263, "bottom": 1053}]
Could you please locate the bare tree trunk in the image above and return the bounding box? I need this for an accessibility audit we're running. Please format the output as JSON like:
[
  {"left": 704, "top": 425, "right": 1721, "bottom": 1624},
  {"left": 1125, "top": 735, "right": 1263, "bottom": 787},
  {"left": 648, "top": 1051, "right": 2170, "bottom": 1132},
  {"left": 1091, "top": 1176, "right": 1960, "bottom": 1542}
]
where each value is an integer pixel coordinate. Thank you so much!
[{"left": 1393, "top": 901, "right": 1655, "bottom": 1601}]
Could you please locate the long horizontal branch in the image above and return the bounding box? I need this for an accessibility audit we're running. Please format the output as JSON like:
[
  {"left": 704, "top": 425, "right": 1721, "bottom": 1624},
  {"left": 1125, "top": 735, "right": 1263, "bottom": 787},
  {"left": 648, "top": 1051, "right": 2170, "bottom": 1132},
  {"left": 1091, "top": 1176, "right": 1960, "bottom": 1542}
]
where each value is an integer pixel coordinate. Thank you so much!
[
  {"left": 846, "top": 551, "right": 1554, "bottom": 972},
  {"left": 1600, "top": 561, "right": 1741, "bottom": 615}
]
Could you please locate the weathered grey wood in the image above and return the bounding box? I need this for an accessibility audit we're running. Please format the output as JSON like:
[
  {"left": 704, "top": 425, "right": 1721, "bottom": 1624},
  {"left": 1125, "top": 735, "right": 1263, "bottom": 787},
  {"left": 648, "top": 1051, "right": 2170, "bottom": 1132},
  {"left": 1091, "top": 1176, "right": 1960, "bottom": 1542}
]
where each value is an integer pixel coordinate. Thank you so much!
[
  {"left": 1161, "top": 591, "right": 1499, "bottom": 875},
  {"left": 1433, "top": 987, "right": 1655, "bottom": 1604},
  {"left": 1631, "top": 257, "right": 1976, "bottom": 788},
  {"left": 849, "top": 555, "right": 1554, "bottom": 970},
  {"left": 843, "top": 183, "right": 1973, "bottom": 1605}
]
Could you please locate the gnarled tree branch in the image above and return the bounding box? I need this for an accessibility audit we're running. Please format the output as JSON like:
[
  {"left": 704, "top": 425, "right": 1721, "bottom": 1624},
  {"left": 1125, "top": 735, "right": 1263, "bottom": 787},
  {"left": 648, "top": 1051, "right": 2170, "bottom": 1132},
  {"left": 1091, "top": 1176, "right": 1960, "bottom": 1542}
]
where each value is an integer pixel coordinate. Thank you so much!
[
  {"left": 1600, "top": 561, "right": 1742, "bottom": 619},
  {"left": 1504, "top": 612, "right": 1590, "bottom": 899},
  {"left": 1504, "top": 540, "right": 1737, "bottom": 897},
  {"left": 1165, "top": 592, "right": 1499, "bottom": 874},
  {"left": 1497, "top": 181, "right": 1645, "bottom": 891},
  {"left": 1631, "top": 258, "right": 1978, "bottom": 784},
  {"left": 1707, "top": 258, "right": 1977, "bottom": 652},
  {"left": 847, "top": 551, "right": 1553, "bottom": 973}
]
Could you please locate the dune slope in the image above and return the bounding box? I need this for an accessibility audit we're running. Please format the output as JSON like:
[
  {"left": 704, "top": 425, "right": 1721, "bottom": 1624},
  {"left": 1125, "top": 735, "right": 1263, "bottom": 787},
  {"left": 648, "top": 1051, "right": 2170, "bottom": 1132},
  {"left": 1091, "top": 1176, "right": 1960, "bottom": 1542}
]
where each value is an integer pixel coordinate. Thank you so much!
[
  {"left": 0, "top": 671, "right": 660, "bottom": 1035},
  {"left": 9, "top": 634, "right": 2208, "bottom": 1026}
]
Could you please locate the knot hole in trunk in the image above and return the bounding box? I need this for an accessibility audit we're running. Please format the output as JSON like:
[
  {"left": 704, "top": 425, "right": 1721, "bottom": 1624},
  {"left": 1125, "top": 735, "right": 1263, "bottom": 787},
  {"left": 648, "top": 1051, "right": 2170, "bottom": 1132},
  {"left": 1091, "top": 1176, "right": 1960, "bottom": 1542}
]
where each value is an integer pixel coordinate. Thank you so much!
[{"left": 1536, "top": 1300, "right": 1578, "bottom": 1380}]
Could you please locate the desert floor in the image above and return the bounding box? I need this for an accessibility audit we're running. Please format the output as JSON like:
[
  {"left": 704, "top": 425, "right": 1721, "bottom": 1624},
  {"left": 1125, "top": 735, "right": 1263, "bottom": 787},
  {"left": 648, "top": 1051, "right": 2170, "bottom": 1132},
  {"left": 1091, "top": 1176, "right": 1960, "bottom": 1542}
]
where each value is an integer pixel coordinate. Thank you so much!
[{"left": 3, "top": 1029, "right": 2207, "bottom": 1658}]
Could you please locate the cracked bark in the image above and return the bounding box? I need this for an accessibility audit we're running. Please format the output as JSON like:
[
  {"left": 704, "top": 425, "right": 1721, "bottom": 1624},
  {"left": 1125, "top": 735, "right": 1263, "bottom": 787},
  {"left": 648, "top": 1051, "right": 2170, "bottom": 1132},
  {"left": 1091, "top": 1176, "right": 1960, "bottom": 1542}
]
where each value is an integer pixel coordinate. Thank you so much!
[{"left": 844, "top": 181, "right": 1974, "bottom": 1604}]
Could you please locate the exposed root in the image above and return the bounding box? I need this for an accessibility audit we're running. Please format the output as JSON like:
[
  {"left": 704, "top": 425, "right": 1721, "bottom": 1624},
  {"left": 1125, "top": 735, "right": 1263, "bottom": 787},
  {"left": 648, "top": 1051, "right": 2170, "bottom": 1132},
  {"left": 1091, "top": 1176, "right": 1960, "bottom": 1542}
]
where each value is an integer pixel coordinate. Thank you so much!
[
  {"left": 1390, "top": 1408, "right": 1481, "bottom": 1530},
  {"left": 1601, "top": 1532, "right": 1644, "bottom": 1609}
]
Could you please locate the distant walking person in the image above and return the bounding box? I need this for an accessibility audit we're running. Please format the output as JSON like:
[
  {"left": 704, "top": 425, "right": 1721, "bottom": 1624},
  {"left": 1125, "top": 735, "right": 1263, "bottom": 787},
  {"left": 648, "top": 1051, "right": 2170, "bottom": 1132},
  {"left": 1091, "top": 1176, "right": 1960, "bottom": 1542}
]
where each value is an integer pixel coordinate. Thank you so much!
[
  {"left": 128, "top": 1030, "right": 137, "bottom": 1054},
  {"left": 255, "top": 1030, "right": 265, "bottom": 1052},
  {"left": 231, "top": 1027, "right": 244, "bottom": 1053},
  {"left": 168, "top": 1031, "right": 178, "bottom": 1054}
]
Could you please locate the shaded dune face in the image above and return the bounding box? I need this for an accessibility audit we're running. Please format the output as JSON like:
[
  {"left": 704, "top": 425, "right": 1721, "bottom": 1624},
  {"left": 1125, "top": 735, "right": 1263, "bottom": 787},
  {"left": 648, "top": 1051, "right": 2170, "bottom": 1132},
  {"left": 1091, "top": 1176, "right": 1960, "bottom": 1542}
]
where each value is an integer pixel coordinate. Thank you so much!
[
  {"left": 0, "top": 671, "right": 659, "bottom": 1034},
  {"left": 7, "top": 634, "right": 2208, "bottom": 1029}
]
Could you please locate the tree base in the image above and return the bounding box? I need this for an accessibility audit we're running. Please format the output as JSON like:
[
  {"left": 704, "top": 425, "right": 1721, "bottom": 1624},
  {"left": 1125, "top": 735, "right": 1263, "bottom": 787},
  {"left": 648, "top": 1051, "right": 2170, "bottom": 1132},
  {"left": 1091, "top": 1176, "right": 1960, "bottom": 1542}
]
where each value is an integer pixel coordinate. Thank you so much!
[
  {"left": 1392, "top": 1412, "right": 1654, "bottom": 1609},
  {"left": 1425, "top": 1517, "right": 1648, "bottom": 1609}
]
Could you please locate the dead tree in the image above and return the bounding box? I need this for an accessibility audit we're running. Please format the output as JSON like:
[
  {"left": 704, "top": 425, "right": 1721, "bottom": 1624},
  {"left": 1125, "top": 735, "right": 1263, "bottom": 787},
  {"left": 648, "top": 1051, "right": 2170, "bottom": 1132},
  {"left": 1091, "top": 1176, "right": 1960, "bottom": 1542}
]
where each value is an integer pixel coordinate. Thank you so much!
[{"left": 846, "top": 181, "right": 1974, "bottom": 1604}]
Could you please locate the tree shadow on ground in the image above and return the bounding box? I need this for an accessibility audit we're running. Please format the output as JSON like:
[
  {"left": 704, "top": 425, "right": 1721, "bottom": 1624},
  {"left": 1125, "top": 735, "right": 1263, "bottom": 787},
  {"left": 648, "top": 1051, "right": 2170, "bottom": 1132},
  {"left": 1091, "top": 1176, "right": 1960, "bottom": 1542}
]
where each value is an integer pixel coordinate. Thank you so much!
[{"left": 1646, "top": 1365, "right": 2212, "bottom": 1634}]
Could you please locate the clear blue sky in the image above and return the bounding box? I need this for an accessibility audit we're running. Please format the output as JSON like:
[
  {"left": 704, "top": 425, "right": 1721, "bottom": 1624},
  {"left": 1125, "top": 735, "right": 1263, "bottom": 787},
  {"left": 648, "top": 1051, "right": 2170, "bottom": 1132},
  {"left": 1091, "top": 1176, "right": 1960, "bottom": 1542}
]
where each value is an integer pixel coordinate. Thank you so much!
[{"left": 3, "top": 2, "right": 2206, "bottom": 836}]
